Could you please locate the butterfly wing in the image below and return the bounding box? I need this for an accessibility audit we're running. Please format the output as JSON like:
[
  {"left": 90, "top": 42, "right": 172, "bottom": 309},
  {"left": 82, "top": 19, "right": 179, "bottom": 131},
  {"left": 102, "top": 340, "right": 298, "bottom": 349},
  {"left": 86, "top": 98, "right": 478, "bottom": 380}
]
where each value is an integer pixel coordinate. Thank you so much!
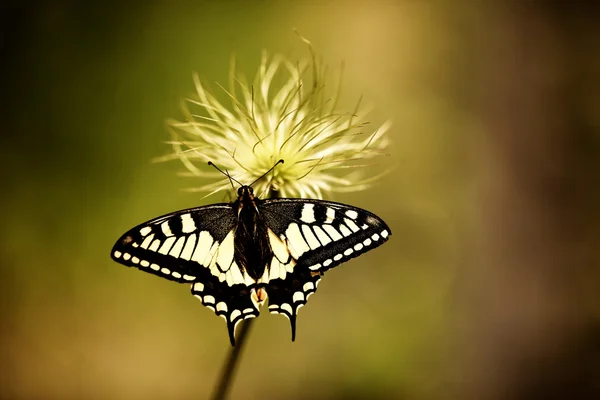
[
  {"left": 110, "top": 204, "right": 259, "bottom": 345},
  {"left": 259, "top": 199, "right": 391, "bottom": 339}
]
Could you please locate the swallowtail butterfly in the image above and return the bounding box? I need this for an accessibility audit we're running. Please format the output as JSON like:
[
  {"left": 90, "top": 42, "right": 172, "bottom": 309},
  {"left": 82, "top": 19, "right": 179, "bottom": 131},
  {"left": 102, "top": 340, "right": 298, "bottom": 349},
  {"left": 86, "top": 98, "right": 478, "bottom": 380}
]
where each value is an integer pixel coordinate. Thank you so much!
[{"left": 111, "top": 161, "right": 391, "bottom": 345}]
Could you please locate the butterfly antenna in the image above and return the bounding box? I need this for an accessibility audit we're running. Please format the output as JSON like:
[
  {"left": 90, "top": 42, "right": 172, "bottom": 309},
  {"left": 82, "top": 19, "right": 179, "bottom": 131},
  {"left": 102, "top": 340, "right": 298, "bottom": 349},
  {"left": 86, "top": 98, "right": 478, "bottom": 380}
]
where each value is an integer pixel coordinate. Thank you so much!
[
  {"left": 208, "top": 161, "right": 242, "bottom": 186},
  {"left": 224, "top": 169, "right": 236, "bottom": 192},
  {"left": 249, "top": 159, "right": 284, "bottom": 187}
]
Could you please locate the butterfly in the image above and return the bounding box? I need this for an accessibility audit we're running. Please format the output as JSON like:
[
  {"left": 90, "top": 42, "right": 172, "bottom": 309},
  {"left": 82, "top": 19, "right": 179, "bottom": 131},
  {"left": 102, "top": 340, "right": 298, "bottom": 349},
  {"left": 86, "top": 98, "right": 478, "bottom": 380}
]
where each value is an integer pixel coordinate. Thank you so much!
[{"left": 111, "top": 161, "right": 391, "bottom": 345}]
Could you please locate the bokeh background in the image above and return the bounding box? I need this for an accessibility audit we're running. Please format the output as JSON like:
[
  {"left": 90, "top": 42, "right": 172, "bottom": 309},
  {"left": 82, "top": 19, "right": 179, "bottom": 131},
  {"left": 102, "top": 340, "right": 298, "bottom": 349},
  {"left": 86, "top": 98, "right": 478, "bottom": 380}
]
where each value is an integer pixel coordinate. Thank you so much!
[{"left": 1, "top": 1, "right": 599, "bottom": 399}]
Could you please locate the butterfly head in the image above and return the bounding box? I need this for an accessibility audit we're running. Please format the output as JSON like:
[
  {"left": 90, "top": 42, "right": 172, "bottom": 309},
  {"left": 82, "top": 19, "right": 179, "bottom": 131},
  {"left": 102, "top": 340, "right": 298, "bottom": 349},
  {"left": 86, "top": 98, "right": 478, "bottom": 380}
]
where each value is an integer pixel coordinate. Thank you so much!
[
  {"left": 237, "top": 185, "right": 254, "bottom": 200},
  {"left": 236, "top": 185, "right": 258, "bottom": 217}
]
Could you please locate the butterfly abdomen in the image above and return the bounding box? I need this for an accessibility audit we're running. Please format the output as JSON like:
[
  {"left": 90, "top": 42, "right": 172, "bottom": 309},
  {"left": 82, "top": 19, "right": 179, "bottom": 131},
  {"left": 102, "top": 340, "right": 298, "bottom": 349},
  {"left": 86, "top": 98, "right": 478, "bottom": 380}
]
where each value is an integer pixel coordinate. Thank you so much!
[{"left": 233, "top": 198, "right": 271, "bottom": 281}]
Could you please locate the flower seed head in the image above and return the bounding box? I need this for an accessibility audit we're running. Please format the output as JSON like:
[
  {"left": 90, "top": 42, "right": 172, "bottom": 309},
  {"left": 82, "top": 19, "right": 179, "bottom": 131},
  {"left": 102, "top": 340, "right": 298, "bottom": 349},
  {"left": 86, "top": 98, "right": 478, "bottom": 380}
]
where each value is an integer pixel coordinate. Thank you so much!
[{"left": 161, "top": 46, "right": 390, "bottom": 199}]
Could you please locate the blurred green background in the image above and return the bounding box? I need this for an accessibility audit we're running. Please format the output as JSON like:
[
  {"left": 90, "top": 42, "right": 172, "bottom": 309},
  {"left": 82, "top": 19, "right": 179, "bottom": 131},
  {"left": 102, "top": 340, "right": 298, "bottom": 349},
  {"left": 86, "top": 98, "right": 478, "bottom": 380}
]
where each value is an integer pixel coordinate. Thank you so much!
[{"left": 1, "top": 1, "right": 599, "bottom": 399}]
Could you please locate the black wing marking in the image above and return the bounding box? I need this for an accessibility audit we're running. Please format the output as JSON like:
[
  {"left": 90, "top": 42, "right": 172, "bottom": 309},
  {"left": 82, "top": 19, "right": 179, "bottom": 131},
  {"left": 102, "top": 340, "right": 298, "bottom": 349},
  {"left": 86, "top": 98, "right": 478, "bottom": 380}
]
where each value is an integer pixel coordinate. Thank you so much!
[
  {"left": 111, "top": 204, "right": 257, "bottom": 344},
  {"left": 259, "top": 198, "right": 391, "bottom": 339}
]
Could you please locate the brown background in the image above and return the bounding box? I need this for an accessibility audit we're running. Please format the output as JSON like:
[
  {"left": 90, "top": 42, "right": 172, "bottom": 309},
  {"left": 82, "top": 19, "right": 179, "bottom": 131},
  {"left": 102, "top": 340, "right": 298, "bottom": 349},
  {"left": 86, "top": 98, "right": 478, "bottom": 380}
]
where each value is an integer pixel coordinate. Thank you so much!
[{"left": 1, "top": 1, "right": 599, "bottom": 399}]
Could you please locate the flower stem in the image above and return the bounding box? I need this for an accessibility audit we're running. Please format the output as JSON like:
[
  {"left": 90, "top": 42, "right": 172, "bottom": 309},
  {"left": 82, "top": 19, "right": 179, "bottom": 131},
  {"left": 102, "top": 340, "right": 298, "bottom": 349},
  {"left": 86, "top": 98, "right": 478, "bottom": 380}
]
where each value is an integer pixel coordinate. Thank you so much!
[{"left": 211, "top": 319, "right": 255, "bottom": 400}]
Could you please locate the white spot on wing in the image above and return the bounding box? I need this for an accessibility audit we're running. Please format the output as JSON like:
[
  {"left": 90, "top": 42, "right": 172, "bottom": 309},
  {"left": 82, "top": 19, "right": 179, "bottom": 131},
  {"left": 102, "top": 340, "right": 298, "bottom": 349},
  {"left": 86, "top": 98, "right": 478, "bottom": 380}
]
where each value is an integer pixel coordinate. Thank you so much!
[
  {"left": 140, "top": 226, "right": 152, "bottom": 236},
  {"left": 293, "top": 292, "right": 304, "bottom": 303},
  {"left": 303, "top": 282, "right": 315, "bottom": 292},
  {"left": 161, "top": 221, "right": 173, "bottom": 237},
  {"left": 325, "top": 207, "right": 335, "bottom": 224},
  {"left": 354, "top": 243, "right": 364, "bottom": 251},
  {"left": 280, "top": 303, "right": 293, "bottom": 315},
  {"left": 334, "top": 254, "right": 343, "bottom": 261},
  {"left": 280, "top": 260, "right": 289, "bottom": 280},
  {"left": 203, "top": 295, "right": 215, "bottom": 304},
  {"left": 344, "top": 218, "right": 360, "bottom": 233},
  {"left": 339, "top": 224, "right": 352, "bottom": 237},
  {"left": 158, "top": 237, "right": 176, "bottom": 255},
  {"left": 140, "top": 260, "right": 149, "bottom": 267},
  {"left": 285, "top": 223, "right": 310, "bottom": 257},
  {"left": 149, "top": 239, "right": 161, "bottom": 252},
  {"left": 193, "top": 282, "right": 204, "bottom": 292},
  {"left": 364, "top": 238, "right": 372, "bottom": 246},
  {"left": 172, "top": 271, "right": 182, "bottom": 279},
  {"left": 191, "top": 231, "right": 213, "bottom": 264},
  {"left": 180, "top": 213, "right": 196, "bottom": 233},
  {"left": 345, "top": 210, "right": 358, "bottom": 219},
  {"left": 244, "top": 270, "right": 254, "bottom": 286},
  {"left": 180, "top": 233, "right": 196, "bottom": 260},
  {"left": 204, "top": 241, "right": 220, "bottom": 266},
  {"left": 308, "top": 264, "right": 321, "bottom": 271},
  {"left": 372, "top": 233, "right": 380, "bottom": 241},
  {"left": 225, "top": 269, "right": 234, "bottom": 287},
  {"left": 300, "top": 203, "right": 316, "bottom": 223},
  {"left": 323, "top": 259, "right": 332, "bottom": 267},
  {"left": 216, "top": 231, "right": 234, "bottom": 272},
  {"left": 381, "top": 230, "right": 389, "bottom": 238},
  {"left": 284, "top": 261, "right": 294, "bottom": 273},
  {"left": 302, "top": 225, "right": 321, "bottom": 250},
  {"left": 323, "top": 225, "right": 342, "bottom": 241},
  {"left": 217, "top": 302, "right": 227, "bottom": 312},
  {"left": 268, "top": 229, "right": 289, "bottom": 263},
  {"left": 131, "top": 256, "right": 139, "bottom": 264},
  {"left": 269, "top": 258, "right": 281, "bottom": 281},
  {"left": 230, "top": 263, "right": 245, "bottom": 285},
  {"left": 140, "top": 233, "right": 154, "bottom": 249},
  {"left": 150, "top": 263, "right": 160, "bottom": 271},
  {"left": 313, "top": 226, "right": 332, "bottom": 246},
  {"left": 344, "top": 248, "right": 353, "bottom": 256},
  {"left": 183, "top": 274, "right": 195, "bottom": 281},
  {"left": 231, "top": 309, "right": 241, "bottom": 321},
  {"left": 113, "top": 251, "right": 122, "bottom": 258},
  {"left": 123, "top": 253, "right": 131, "bottom": 261},
  {"left": 169, "top": 236, "right": 186, "bottom": 257},
  {"left": 160, "top": 267, "right": 170, "bottom": 275}
]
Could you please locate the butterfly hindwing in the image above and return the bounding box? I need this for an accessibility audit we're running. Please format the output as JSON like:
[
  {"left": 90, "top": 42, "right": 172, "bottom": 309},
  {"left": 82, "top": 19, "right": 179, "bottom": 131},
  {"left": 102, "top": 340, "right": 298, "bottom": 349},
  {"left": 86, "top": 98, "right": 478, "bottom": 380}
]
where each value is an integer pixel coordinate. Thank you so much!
[
  {"left": 191, "top": 280, "right": 259, "bottom": 345},
  {"left": 266, "top": 268, "right": 321, "bottom": 341}
]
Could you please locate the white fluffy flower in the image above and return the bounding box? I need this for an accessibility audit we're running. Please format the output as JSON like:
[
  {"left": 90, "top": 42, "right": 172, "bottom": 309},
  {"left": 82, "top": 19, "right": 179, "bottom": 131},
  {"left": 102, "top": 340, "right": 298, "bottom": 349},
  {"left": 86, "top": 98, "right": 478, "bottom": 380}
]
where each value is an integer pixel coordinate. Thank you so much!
[{"left": 160, "top": 46, "right": 390, "bottom": 199}]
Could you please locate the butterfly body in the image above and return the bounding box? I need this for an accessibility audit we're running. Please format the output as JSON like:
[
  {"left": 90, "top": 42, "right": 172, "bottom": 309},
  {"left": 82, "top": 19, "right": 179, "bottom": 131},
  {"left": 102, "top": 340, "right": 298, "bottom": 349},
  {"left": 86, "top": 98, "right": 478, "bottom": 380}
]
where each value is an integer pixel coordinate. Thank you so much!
[
  {"left": 232, "top": 186, "right": 271, "bottom": 282},
  {"left": 112, "top": 186, "right": 391, "bottom": 345}
]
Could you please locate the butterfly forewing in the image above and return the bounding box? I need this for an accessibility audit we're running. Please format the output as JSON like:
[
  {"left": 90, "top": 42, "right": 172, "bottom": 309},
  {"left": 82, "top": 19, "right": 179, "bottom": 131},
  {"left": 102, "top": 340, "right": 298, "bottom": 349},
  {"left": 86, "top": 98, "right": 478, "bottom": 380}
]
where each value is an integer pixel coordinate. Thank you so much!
[
  {"left": 111, "top": 204, "right": 236, "bottom": 282},
  {"left": 259, "top": 199, "right": 391, "bottom": 272}
]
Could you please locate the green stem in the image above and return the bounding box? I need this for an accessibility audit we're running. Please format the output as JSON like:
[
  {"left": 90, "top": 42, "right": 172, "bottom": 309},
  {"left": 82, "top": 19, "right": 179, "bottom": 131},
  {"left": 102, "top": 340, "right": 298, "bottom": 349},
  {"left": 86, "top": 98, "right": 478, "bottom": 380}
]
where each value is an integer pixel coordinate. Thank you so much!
[{"left": 210, "top": 319, "right": 255, "bottom": 400}]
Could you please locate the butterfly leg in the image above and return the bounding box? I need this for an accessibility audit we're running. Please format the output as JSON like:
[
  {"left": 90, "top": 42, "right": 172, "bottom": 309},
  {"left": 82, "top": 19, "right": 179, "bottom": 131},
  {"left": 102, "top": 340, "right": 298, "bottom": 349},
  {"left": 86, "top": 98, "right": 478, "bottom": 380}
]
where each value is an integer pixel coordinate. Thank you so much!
[{"left": 266, "top": 270, "right": 322, "bottom": 341}]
